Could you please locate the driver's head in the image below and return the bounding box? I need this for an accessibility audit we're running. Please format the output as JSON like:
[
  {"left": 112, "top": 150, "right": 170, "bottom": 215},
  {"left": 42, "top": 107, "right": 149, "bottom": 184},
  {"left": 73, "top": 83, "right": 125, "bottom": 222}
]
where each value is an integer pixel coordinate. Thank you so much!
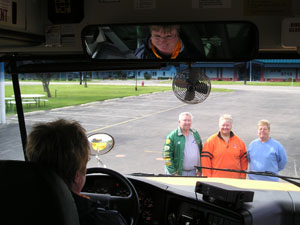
[
  {"left": 150, "top": 25, "right": 180, "bottom": 56},
  {"left": 26, "top": 119, "right": 90, "bottom": 193}
]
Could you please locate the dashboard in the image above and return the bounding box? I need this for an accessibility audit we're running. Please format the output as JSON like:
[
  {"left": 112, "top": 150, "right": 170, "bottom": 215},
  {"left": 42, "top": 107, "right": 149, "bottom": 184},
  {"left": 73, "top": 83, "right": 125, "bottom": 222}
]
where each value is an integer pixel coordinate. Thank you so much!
[
  {"left": 82, "top": 174, "right": 165, "bottom": 224},
  {"left": 82, "top": 174, "right": 300, "bottom": 225}
]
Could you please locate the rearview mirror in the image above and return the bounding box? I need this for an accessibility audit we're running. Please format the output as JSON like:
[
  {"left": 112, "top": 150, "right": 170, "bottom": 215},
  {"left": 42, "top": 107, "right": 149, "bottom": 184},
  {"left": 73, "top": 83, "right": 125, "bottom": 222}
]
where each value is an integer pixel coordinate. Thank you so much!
[{"left": 81, "top": 22, "right": 259, "bottom": 62}]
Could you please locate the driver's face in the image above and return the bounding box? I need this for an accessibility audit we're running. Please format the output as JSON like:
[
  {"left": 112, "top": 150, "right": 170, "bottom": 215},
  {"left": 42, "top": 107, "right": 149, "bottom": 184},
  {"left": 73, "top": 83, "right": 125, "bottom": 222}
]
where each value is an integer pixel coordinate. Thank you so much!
[{"left": 151, "top": 29, "right": 179, "bottom": 55}]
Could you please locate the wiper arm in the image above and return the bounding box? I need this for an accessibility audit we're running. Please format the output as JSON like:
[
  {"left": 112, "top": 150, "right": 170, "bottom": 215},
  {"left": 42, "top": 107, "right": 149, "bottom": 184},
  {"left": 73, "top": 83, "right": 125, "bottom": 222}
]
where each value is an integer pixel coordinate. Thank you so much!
[
  {"left": 128, "top": 173, "right": 157, "bottom": 176},
  {"left": 196, "top": 166, "right": 300, "bottom": 188},
  {"left": 128, "top": 173, "right": 171, "bottom": 177},
  {"left": 129, "top": 173, "right": 193, "bottom": 177}
]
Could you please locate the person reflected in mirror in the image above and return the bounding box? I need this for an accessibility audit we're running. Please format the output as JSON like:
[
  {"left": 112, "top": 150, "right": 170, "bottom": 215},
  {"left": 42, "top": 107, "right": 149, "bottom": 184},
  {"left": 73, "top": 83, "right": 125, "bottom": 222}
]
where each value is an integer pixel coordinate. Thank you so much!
[
  {"left": 201, "top": 114, "right": 248, "bottom": 179},
  {"left": 247, "top": 119, "right": 287, "bottom": 182},
  {"left": 26, "top": 119, "right": 127, "bottom": 225},
  {"left": 135, "top": 25, "right": 192, "bottom": 59},
  {"left": 163, "top": 112, "right": 203, "bottom": 176}
]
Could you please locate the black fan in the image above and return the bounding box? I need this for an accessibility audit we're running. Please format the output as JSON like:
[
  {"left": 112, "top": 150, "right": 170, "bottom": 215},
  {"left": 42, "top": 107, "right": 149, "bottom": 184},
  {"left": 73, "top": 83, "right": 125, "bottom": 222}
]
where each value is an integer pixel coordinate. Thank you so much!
[{"left": 172, "top": 67, "right": 211, "bottom": 104}]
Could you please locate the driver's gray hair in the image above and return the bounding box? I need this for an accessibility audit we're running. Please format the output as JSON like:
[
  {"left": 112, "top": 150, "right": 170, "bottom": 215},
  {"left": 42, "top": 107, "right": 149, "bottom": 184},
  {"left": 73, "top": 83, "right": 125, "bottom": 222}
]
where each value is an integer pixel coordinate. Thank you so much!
[{"left": 179, "top": 112, "right": 193, "bottom": 121}]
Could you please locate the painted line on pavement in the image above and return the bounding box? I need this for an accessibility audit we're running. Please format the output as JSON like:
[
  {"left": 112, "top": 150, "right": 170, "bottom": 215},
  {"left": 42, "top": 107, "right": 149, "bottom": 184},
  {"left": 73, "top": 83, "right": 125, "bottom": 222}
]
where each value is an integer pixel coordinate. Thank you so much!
[{"left": 86, "top": 103, "right": 186, "bottom": 134}]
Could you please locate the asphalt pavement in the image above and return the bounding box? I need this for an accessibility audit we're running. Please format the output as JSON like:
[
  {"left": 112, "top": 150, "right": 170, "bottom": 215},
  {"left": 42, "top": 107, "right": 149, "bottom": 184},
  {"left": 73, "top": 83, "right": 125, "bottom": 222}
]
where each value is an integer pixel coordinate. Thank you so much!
[{"left": 1, "top": 81, "right": 300, "bottom": 177}]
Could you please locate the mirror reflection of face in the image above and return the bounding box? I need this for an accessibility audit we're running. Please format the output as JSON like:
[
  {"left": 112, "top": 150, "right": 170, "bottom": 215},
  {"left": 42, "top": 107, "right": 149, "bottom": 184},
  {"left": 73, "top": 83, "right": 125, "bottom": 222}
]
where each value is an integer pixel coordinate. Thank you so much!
[
  {"left": 83, "top": 22, "right": 259, "bottom": 61},
  {"left": 258, "top": 125, "right": 270, "bottom": 141},
  {"left": 179, "top": 115, "right": 192, "bottom": 132},
  {"left": 151, "top": 28, "right": 179, "bottom": 55},
  {"left": 219, "top": 119, "right": 232, "bottom": 136}
]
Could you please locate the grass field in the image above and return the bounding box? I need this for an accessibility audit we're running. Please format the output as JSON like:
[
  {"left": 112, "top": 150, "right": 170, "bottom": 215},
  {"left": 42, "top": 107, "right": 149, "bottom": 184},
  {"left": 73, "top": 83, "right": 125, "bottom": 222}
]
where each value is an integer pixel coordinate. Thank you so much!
[
  {"left": 213, "top": 80, "right": 300, "bottom": 86},
  {"left": 6, "top": 79, "right": 293, "bottom": 115},
  {"left": 159, "top": 80, "right": 300, "bottom": 86},
  {"left": 4, "top": 83, "right": 229, "bottom": 115},
  {"left": 5, "top": 84, "right": 169, "bottom": 114}
]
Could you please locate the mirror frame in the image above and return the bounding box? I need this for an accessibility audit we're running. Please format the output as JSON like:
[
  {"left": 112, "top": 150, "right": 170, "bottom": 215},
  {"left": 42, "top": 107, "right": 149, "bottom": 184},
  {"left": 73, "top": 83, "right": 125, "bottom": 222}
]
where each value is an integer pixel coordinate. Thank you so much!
[
  {"left": 88, "top": 133, "right": 115, "bottom": 156},
  {"left": 81, "top": 21, "right": 259, "bottom": 62}
]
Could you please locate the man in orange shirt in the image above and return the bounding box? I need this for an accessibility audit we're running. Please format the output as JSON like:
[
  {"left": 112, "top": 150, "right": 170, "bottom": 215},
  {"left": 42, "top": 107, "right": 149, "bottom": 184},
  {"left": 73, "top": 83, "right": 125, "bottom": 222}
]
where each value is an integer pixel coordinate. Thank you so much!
[{"left": 201, "top": 114, "right": 248, "bottom": 178}]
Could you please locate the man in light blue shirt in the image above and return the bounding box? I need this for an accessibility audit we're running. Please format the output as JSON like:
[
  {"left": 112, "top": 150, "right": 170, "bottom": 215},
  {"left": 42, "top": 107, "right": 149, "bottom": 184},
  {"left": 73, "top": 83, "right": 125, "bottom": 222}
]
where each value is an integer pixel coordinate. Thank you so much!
[{"left": 247, "top": 119, "right": 287, "bottom": 181}]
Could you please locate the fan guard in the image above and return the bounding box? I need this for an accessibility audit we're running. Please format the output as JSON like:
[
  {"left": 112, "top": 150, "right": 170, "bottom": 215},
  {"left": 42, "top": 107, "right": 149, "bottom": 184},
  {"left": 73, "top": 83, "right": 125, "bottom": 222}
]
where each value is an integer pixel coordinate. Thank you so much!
[{"left": 172, "top": 67, "right": 211, "bottom": 104}]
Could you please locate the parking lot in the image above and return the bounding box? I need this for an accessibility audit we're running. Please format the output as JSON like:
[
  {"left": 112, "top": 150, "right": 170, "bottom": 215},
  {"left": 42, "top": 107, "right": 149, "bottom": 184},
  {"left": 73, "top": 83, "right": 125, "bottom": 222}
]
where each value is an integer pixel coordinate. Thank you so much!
[{"left": 1, "top": 83, "right": 300, "bottom": 177}]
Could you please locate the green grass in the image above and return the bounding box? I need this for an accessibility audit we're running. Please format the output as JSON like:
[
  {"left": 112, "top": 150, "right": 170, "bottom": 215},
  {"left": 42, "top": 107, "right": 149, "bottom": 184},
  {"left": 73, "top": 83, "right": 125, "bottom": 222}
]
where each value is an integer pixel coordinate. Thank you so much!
[
  {"left": 5, "top": 83, "right": 231, "bottom": 115},
  {"left": 238, "top": 81, "right": 300, "bottom": 86},
  {"left": 159, "top": 80, "right": 300, "bottom": 86},
  {"left": 5, "top": 84, "right": 171, "bottom": 115},
  {"left": 211, "top": 88, "right": 232, "bottom": 92},
  {"left": 209, "top": 81, "right": 300, "bottom": 86}
]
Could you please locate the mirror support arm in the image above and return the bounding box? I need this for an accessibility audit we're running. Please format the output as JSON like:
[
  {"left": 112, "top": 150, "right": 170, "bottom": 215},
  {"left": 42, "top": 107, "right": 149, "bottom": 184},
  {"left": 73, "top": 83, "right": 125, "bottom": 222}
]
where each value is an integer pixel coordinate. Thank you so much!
[
  {"left": 11, "top": 59, "right": 28, "bottom": 161},
  {"left": 135, "top": 73, "right": 137, "bottom": 91}
]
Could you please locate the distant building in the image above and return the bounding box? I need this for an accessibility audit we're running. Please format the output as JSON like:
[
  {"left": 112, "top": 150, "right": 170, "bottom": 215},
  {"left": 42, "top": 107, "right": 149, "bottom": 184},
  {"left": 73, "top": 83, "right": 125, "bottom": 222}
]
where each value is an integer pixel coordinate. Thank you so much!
[
  {"left": 176, "top": 60, "right": 300, "bottom": 81},
  {"left": 255, "top": 59, "right": 300, "bottom": 81},
  {"left": 7, "top": 60, "right": 300, "bottom": 81}
]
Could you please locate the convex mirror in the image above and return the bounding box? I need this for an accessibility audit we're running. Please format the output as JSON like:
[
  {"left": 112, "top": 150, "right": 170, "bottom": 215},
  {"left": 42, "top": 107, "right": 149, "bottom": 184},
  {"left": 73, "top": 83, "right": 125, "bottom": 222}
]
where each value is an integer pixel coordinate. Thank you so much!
[
  {"left": 88, "top": 133, "right": 115, "bottom": 156},
  {"left": 81, "top": 22, "right": 259, "bottom": 62}
]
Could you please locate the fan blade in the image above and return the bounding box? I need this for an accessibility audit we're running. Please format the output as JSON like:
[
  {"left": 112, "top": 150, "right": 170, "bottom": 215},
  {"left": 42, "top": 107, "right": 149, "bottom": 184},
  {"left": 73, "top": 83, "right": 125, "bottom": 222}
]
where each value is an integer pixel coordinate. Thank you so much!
[
  {"left": 188, "top": 69, "right": 200, "bottom": 83},
  {"left": 184, "top": 91, "right": 195, "bottom": 101},
  {"left": 195, "top": 81, "right": 209, "bottom": 94},
  {"left": 174, "top": 79, "right": 189, "bottom": 88}
]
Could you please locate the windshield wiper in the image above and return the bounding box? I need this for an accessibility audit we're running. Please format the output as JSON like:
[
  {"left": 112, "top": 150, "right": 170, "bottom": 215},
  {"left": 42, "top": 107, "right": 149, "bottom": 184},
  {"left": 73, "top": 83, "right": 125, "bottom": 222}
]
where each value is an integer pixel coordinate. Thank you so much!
[
  {"left": 196, "top": 166, "right": 300, "bottom": 188},
  {"left": 129, "top": 173, "right": 190, "bottom": 177},
  {"left": 129, "top": 173, "right": 165, "bottom": 176}
]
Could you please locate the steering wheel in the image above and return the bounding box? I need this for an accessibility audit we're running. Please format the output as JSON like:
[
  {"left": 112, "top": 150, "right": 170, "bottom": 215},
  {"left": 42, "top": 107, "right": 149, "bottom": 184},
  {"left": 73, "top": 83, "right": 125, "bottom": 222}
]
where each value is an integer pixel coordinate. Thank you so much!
[{"left": 83, "top": 167, "right": 140, "bottom": 225}]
